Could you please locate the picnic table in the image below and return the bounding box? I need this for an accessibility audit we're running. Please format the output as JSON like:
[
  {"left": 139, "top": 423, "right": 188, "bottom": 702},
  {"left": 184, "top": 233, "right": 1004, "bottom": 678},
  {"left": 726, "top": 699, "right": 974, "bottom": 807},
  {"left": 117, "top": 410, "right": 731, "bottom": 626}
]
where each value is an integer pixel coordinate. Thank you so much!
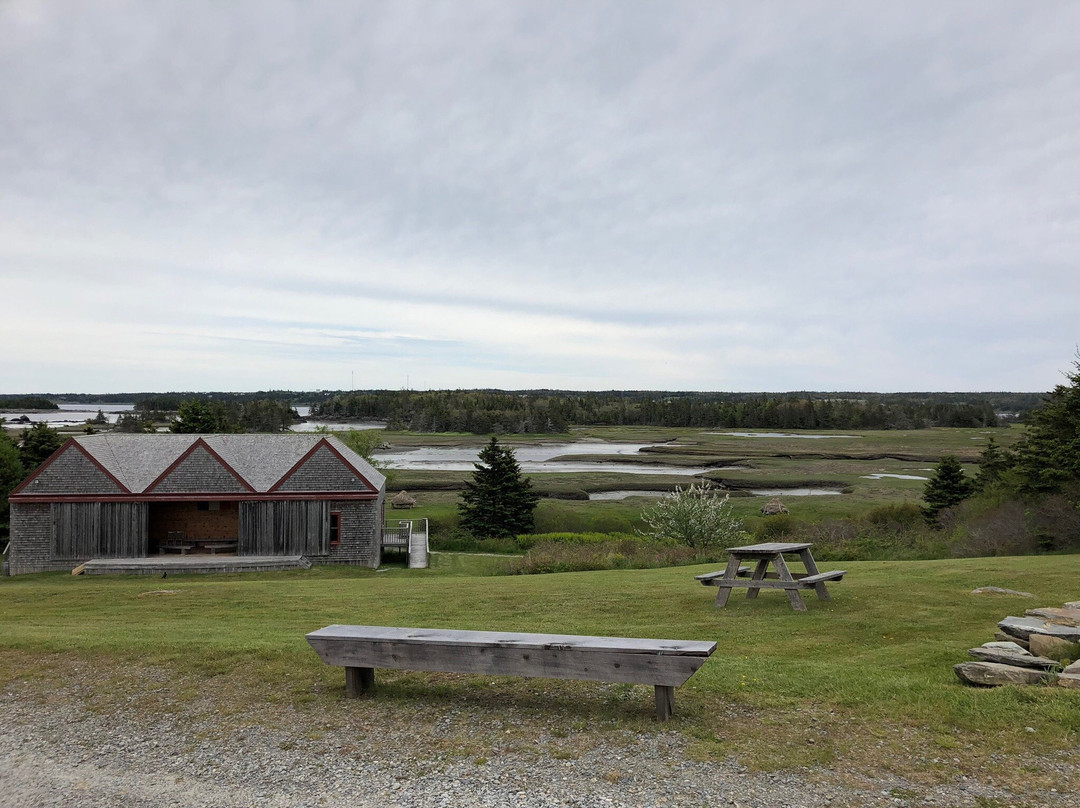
[{"left": 695, "top": 542, "right": 845, "bottom": 612}]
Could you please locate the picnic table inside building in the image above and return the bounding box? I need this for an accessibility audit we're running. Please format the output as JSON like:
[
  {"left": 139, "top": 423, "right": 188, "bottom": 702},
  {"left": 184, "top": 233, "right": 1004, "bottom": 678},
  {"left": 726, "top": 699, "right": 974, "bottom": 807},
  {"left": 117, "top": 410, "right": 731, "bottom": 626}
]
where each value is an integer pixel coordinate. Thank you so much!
[{"left": 695, "top": 542, "right": 845, "bottom": 612}]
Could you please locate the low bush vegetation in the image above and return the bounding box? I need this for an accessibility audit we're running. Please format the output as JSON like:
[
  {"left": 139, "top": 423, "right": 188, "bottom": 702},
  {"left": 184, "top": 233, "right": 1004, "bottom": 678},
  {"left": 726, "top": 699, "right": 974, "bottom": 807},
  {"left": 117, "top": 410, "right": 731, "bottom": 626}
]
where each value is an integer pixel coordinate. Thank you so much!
[{"left": 508, "top": 536, "right": 727, "bottom": 575}]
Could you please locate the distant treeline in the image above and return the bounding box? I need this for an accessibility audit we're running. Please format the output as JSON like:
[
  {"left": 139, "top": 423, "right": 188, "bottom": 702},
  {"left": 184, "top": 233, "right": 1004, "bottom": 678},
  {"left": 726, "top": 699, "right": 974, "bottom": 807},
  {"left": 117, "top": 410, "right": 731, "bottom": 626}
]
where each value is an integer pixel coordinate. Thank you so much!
[
  {"left": 160, "top": 399, "right": 300, "bottom": 434},
  {"left": 311, "top": 390, "right": 1038, "bottom": 433},
  {"left": 0, "top": 395, "right": 59, "bottom": 410}
]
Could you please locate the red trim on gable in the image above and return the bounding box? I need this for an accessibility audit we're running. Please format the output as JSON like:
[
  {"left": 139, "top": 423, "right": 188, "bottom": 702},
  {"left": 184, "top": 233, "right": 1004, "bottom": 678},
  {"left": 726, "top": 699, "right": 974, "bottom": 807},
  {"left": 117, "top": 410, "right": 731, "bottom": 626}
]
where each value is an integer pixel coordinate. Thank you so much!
[
  {"left": 8, "top": 491, "right": 380, "bottom": 504},
  {"left": 267, "top": 437, "right": 378, "bottom": 494},
  {"left": 317, "top": 437, "right": 380, "bottom": 492},
  {"left": 9, "top": 439, "right": 130, "bottom": 497},
  {"left": 144, "top": 437, "right": 256, "bottom": 494}
]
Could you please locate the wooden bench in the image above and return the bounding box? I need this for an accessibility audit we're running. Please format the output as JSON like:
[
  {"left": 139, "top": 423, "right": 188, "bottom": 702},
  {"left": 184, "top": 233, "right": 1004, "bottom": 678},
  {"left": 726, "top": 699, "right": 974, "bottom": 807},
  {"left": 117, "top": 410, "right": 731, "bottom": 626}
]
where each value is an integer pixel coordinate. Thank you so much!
[
  {"left": 159, "top": 542, "right": 195, "bottom": 555},
  {"left": 199, "top": 541, "right": 238, "bottom": 555},
  {"left": 307, "top": 625, "right": 716, "bottom": 721}
]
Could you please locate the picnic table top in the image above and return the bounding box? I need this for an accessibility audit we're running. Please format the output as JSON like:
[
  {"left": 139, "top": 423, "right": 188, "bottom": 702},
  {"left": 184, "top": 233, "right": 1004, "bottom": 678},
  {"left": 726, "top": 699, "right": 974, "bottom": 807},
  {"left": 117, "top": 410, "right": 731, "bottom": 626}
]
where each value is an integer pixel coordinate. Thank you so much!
[
  {"left": 726, "top": 542, "right": 814, "bottom": 554},
  {"left": 307, "top": 625, "right": 717, "bottom": 656}
]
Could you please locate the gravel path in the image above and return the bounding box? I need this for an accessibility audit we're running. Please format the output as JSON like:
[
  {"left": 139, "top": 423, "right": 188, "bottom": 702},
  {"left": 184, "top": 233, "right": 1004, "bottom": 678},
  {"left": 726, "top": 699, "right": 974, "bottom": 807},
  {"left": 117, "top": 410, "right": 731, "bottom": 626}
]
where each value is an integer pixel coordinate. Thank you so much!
[{"left": 1, "top": 675, "right": 1074, "bottom": 808}]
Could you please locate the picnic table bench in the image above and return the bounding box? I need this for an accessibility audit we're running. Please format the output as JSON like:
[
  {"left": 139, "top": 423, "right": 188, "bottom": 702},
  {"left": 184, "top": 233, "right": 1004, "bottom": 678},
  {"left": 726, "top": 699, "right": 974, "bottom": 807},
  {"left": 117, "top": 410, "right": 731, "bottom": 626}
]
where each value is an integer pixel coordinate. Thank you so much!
[
  {"left": 307, "top": 625, "right": 716, "bottom": 721},
  {"left": 696, "top": 542, "right": 845, "bottom": 612}
]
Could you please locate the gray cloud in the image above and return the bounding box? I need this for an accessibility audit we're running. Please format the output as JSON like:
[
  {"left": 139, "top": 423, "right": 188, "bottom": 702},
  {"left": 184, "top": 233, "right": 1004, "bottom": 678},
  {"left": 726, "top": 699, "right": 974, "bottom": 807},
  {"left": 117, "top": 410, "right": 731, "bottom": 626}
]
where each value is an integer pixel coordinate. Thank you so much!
[{"left": 1, "top": 1, "right": 1077, "bottom": 392}]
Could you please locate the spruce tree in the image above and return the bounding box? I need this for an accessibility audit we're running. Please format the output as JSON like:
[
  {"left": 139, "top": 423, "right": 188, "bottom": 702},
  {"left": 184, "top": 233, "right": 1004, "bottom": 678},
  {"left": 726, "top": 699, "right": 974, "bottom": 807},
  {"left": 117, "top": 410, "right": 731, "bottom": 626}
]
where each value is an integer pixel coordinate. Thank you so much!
[
  {"left": 458, "top": 437, "right": 540, "bottom": 538},
  {"left": 1013, "top": 355, "right": 1080, "bottom": 496},
  {"left": 922, "top": 455, "right": 974, "bottom": 524}
]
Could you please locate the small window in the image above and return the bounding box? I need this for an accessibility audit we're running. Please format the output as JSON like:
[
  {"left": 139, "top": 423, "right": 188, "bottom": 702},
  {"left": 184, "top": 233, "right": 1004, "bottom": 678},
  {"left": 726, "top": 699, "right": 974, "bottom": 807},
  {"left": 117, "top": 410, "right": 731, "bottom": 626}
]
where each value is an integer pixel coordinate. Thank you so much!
[
  {"left": 196, "top": 501, "right": 221, "bottom": 512},
  {"left": 329, "top": 511, "right": 341, "bottom": 546}
]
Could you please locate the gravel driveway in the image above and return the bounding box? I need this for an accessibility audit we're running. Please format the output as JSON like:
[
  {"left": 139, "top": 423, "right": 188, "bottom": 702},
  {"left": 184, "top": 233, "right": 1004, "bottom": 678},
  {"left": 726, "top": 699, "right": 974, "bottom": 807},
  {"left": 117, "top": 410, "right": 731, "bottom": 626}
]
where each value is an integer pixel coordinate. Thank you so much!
[{"left": 1, "top": 671, "right": 1074, "bottom": 808}]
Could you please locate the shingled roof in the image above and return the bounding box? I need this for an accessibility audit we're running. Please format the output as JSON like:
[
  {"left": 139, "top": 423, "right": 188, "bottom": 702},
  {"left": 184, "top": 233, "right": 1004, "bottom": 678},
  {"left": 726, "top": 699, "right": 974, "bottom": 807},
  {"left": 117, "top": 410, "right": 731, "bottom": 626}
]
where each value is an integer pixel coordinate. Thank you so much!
[{"left": 16, "top": 433, "right": 386, "bottom": 496}]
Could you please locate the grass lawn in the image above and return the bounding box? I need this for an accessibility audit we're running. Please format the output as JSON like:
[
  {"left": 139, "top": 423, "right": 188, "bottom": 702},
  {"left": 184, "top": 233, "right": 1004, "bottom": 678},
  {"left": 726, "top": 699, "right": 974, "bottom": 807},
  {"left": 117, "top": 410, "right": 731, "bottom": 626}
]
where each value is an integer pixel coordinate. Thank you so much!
[{"left": 1, "top": 553, "right": 1077, "bottom": 789}]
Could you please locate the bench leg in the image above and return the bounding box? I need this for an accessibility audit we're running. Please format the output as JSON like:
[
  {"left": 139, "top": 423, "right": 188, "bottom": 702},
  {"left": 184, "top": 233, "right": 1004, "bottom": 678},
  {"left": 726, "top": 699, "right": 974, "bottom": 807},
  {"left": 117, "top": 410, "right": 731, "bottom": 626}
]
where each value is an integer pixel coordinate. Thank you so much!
[
  {"left": 345, "top": 666, "right": 375, "bottom": 697},
  {"left": 654, "top": 685, "right": 675, "bottom": 721}
]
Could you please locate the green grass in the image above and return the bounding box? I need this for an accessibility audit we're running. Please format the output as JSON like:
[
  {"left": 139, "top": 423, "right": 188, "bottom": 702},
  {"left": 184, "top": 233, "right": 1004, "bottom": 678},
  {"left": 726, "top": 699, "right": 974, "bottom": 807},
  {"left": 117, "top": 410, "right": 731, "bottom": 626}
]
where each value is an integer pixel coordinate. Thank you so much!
[{"left": 1, "top": 554, "right": 1077, "bottom": 784}]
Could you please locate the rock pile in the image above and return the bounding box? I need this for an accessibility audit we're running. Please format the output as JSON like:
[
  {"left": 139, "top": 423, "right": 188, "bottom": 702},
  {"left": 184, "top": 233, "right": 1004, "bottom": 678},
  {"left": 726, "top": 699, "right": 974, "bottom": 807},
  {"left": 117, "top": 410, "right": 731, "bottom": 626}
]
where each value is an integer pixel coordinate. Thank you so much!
[{"left": 954, "top": 600, "right": 1080, "bottom": 690}]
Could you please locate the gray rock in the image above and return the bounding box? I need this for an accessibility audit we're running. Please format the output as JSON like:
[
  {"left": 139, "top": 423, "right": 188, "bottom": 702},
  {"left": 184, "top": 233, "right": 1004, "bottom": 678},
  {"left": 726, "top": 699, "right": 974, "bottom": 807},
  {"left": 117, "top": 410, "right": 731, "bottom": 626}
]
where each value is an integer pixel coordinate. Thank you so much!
[
  {"left": 998, "top": 616, "right": 1080, "bottom": 643},
  {"left": 993, "top": 631, "right": 1029, "bottom": 649},
  {"left": 1064, "top": 659, "right": 1080, "bottom": 674},
  {"left": 967, "top": 647, "right": 1060, "bottom": 670},
  {"left": 1058, "top": 673, "right": 1080, "bottom": 690},
  {"left": 953, "top": 662, "right": 1057, "bottom": 687},
  {"left": 981, "top": 641, "right": 1031, "bottom": 654},
  {"left": 1025, "top": 607, "right": 1080, "bottom": 627},
  {"left": 1028, "top": 633, "right": 1080, "bottom": 661},
  {"left": 971, "top": 586, "right": 1034, "bottom": 597}
]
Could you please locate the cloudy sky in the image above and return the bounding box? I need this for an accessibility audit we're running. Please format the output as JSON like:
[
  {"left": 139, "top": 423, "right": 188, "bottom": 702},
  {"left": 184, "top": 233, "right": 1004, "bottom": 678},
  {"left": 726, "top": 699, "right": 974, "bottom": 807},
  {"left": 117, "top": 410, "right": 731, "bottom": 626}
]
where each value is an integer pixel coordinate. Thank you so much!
[{"left": 1, "top": 1, "right": 1077, "bottom": 394}]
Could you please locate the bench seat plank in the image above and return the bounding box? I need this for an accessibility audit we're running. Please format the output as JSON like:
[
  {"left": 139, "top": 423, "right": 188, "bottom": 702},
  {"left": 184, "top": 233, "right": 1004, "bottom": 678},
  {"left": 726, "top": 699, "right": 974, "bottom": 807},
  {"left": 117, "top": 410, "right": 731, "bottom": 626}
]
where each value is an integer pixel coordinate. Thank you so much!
[
  {"left": 307, "top": 625, "right": 715, "bottom": 656},
  {"left": 307, "top": 625, "right": 717, "bottom": 718},
  {"left": 694, "top": 567, "right": 751, "bottom": 582},
  {"left": 799, "top": 570, "right": 846, "bottom": 585}
]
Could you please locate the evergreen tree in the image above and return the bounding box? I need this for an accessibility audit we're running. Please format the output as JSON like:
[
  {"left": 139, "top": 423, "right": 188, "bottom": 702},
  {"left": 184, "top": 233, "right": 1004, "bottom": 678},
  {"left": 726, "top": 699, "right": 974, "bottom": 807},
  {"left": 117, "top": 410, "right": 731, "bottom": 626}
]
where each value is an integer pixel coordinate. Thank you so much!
[
  {"left": 974, "top": 436, "right": 1012, "bottom": 492},
  {"left": 1013, "top": 355, "right": 1080, "bottom": 496},
  {"left": 922, "top": 455, "right": 974, "bottom": 523},
  {"left": 1, "top": 423, "right": 25, "bottom": 535},
  {"left": 18, "top": 422, "right": 63, "bottom": 470},
  {"left": 458, "top": 437, "right": 540, "bottom": 538}
]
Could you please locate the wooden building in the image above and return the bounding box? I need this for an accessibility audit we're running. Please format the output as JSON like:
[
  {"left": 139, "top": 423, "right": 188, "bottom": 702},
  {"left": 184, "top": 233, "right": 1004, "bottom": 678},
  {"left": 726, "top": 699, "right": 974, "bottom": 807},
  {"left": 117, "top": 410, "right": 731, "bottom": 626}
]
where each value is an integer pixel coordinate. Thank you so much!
[{"left": 6, "top": 434, "right": 386, "bottom": 575}]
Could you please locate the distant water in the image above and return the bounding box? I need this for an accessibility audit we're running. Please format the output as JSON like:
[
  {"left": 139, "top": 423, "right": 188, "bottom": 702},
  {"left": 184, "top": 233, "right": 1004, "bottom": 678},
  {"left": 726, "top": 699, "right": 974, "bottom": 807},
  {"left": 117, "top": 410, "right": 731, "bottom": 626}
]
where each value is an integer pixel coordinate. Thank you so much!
[
  {"left": 749, "top": 488, "right": 843, "bottom": 496},
  {"left": 0, "top": 402, "right": 135, "bottom": 426},
  {"left": 374, "top": 443, "right": 709, "bottom": 475},
  {"left": 861, "top": 473, "right": 928, "bottom": 481},
  {"left": 710, "top": 432, "right": 861, "bottom": 439},
  {"left": 588, "top": 490, "right": 668, "bottom": 501}
]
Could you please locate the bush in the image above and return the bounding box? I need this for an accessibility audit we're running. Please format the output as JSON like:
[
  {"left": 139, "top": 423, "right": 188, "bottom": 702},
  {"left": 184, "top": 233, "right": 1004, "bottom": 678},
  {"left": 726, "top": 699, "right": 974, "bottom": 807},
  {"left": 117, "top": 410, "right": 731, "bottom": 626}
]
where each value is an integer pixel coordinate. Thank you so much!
[
  {"left": 509, "top": 537, "right": 728, "bottom": 575},
  {"left": 639, "top": 483, "right": 747, "bottom": 550}
]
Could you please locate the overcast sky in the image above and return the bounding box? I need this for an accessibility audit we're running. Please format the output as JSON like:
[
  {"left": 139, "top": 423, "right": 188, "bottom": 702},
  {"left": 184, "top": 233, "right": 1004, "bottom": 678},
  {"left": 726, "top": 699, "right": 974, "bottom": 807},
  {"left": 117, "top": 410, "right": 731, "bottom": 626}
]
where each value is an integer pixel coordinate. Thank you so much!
[{"left": 1, "top": 1, "right": 1077, "bottom": 394}]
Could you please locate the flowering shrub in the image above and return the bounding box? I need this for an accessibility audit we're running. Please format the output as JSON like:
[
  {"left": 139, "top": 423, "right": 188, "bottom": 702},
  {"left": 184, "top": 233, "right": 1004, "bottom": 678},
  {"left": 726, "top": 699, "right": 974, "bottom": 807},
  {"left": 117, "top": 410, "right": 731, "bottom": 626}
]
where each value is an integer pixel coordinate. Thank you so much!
[{"left": 638, "top": 483, "right": 748, "bottom": 550}]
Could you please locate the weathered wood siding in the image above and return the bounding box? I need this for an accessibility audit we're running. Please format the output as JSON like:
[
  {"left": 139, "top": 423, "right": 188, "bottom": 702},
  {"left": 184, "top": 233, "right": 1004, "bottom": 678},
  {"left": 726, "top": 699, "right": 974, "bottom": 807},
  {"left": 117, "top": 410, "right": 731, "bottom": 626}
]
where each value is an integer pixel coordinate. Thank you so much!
[
  {"left": 52, "top": 502, "right": 148, "bottom": 559},
  {"left": 322, "top": 495, "right": 383, "bottom": 568},
  {"left": 275, "top": 445, "right": 371, "bottom": 493},
  {"left": 239, "top": 501, "right": 329, "bottom": 556}
]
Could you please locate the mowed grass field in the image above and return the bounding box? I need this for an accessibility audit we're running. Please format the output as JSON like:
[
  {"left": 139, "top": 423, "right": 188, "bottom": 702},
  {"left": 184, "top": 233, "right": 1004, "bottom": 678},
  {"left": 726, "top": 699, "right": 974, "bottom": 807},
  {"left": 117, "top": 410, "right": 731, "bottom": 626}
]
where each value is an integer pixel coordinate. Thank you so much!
[{"left": 2, "top": 552, "right": 1077, "bottom": 787}]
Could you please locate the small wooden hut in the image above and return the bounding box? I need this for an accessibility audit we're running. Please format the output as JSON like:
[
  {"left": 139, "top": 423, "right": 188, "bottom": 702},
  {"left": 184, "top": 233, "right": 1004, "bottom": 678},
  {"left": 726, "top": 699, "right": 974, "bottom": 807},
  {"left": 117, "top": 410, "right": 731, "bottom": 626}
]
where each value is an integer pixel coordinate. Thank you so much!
[
  {"left": 390, "top": 490, "right": 417, "bottom": 509},
  {"left": 760, "top": 497, "right": 789, "bottom": 516}
]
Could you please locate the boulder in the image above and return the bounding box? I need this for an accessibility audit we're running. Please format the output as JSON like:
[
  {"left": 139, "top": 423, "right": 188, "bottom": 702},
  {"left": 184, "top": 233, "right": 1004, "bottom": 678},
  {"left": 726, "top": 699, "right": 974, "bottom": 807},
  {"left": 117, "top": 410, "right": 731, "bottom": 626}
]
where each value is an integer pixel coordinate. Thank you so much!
[
  {"left": 971, "top": 586, "right": 1035, "bottom": 597},
  {"left": 994, "top": 631, "right": 1029, "bottom": 649},
  {"left": 1057, "top": 673, "right": 1080, "bottom": 690},
  {"left": 1028, "top": 634, "right": 1080, "bottom": 662},
  {"left": 1065, "top": 601, "right": 1080, "bottom": 610},
  {"left": 953, "top": 662, "right": 1056, "bottom": 687},
  {"left": 1025, "top": 607, "right": 1080, "bottom": 628},
  {"left": 981, "top": 641, "right": 1030, "bottom": 654},
  {"left": 1064, "top": 660, "right": 1080, "bottom": 675},
  {"left": 998, "top": 616, "right": 1080, "bottom": 643},
  {"left": 967, "top": 647, "right": 1060, "bottom": 670}
]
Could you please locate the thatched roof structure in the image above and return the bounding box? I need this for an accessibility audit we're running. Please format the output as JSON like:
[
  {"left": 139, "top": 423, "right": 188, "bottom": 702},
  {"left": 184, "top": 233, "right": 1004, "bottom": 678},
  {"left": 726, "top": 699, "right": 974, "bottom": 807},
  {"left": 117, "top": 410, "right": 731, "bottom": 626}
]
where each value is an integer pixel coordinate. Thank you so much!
[
  {"left": 760, "top": 497, "right": 789, "bottom": 516},
  {"left": 391, "top": 490, "right": 417, "bottom": 509}
]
